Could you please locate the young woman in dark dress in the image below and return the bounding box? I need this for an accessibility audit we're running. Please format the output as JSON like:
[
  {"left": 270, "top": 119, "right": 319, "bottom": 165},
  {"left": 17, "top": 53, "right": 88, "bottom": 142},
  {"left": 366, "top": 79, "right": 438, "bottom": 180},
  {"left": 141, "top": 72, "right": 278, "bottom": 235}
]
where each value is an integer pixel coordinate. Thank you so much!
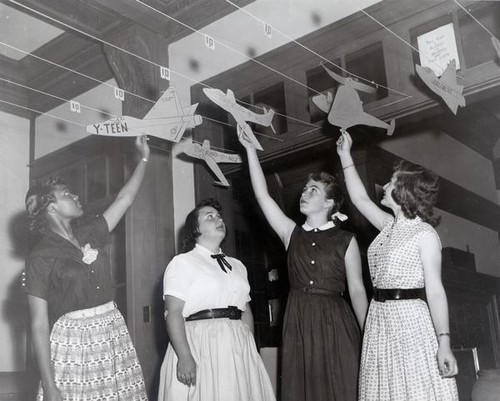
[
  {"left": 241, "top": 140, "right": 368, "bottom": 401},
  {"left": 24, "top": 136, "right": 150, "bottom": 401}
]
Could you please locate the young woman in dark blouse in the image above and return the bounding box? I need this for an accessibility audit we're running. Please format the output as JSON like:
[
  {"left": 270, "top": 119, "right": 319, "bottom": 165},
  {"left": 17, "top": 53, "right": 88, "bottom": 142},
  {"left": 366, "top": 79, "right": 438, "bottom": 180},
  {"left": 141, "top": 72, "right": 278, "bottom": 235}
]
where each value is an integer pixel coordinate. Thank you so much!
[{"left": 24, "top": 136, "right": 150, "bottom": 401}]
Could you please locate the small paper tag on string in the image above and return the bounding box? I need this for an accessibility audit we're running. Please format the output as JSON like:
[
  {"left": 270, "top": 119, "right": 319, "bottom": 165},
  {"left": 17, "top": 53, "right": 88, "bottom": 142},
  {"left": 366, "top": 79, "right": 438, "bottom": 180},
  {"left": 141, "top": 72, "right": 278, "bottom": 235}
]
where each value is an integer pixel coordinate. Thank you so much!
[
  {"left": 114, "top": 87, "right": 125, "bottom": 101},
  {"left": 70, "top": 100, "right": 81, "bottom": 113},
  {"left": 160, "top": 66, "right": 170, "bottom": 81},
  {"left": 205, "top": 34, "right": 215, "bottom": 50},
  {"left": 264, "top": 23, "right": 272, "bottom": 38}
]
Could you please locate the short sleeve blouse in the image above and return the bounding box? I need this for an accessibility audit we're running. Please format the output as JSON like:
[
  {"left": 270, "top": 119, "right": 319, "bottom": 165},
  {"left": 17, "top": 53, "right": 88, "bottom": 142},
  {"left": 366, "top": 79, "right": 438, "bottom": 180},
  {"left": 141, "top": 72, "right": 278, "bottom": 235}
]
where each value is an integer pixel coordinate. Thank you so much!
[
  {"left": 163, "top": 244, "right": 251, "bottom": 317},
  {"left": 24, "top": 215, "right": 112, "bottom": 324}
]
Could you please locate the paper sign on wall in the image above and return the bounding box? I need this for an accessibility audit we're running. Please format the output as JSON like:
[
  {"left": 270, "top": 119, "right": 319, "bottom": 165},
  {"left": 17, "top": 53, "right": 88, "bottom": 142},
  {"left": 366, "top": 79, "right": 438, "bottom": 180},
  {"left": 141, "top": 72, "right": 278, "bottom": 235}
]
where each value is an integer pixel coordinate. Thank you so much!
[{"left": 417, "top": 23, "right": 460, "bottom": 76}]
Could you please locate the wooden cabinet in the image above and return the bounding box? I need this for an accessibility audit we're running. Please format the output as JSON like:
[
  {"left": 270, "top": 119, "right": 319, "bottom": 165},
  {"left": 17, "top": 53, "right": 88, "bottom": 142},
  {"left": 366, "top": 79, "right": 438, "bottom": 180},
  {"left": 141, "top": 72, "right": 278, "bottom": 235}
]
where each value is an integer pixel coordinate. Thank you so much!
[{"left": 28, "top": 135, "right": 176, "bottom": 400}]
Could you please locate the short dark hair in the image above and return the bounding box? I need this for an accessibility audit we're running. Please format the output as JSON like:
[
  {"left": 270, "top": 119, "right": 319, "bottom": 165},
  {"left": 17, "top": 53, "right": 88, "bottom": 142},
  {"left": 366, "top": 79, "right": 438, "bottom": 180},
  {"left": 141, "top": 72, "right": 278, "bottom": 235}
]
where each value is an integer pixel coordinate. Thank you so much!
[
  {"left": 391, "top": 160, "right": 440, "bottom": 226},
  {"left": 25, "top": 177, "right": 65, "bottom": 234},
  {"left": 181, "top": 198, "right": 222, "bottom": 253},
  {"left": 307, "top": 172, "right": 344, "bottom": 222}
]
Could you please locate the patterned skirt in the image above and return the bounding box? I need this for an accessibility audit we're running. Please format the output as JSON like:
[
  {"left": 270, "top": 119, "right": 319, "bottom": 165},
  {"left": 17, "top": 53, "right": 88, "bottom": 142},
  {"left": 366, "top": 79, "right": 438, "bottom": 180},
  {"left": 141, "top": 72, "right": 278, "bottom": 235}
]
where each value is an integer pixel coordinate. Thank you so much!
[
  {"left": 359, "top": 299, "right": 458, "bottom": 401},
  {"left": 158, "top": 318, "right": 276, "bottom": 401},
  {"left": 37, "top": 302, "right": 148, "bottom": 401}
]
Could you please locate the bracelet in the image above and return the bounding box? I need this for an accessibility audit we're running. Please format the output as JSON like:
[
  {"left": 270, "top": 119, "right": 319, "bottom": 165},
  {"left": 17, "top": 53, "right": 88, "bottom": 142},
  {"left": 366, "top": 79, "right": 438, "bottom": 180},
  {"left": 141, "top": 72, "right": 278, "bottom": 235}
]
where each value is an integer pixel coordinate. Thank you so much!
[
  {"left": 141, "top": 157, "right": 149, "bottom": 163},
  {"left": 438, "top": 332, "right": 450, "bottom": 338},
  {"left": 342, "top": 163, "right": 354, "bottom": 171}
]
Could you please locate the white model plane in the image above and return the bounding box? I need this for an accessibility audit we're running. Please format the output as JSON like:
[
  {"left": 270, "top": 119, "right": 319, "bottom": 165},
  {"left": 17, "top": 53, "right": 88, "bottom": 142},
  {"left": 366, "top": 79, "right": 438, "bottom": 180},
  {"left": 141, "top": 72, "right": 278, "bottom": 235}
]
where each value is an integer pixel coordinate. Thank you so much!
[
  {"left": 181, "top": 139, "right": 242, "bottom": 187},
  {"left": 415, "top": 59, "right": 465, "bottom": 115},
  {"left": 86, "top": 86, "right": 202, "bottom": 142},
  {"left": 312, "top": 64, "right": 395, "bottom": 135},
  {"left": 202, "top": 88, "right": 276, "bottom": 151}
]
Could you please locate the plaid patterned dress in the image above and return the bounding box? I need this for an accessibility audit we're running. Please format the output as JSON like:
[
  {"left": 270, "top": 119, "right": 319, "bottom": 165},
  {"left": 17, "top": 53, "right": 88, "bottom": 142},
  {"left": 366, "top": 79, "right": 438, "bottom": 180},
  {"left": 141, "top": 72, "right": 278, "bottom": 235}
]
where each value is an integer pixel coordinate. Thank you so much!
[{"left": 359, "top": 217, "right": 458, "bottom": 401}]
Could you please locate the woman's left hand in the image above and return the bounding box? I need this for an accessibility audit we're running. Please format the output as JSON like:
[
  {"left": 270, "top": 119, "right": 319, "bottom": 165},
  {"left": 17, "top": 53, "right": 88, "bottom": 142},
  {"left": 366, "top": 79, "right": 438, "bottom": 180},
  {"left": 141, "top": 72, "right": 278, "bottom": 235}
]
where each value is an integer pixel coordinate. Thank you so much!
[
  {"left": 136, "top": 135, "right": 150, "bottom": 161},
  {"left": 437, "top": 345, "right": 459, "bottom": 377}
]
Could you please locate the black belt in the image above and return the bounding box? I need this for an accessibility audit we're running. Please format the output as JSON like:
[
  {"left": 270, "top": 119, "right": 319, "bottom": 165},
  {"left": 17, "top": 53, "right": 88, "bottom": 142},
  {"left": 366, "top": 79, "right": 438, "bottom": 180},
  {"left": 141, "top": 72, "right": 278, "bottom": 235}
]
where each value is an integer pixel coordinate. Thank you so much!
[
  {"left": 373, "top": 288, "right": 425, "bottom": 302},
  {"left": 185, "top": 306, "right": 242, "bottom": 321},
  {"left": 292, "top": 287, "right": 342, "bottom": 296}
]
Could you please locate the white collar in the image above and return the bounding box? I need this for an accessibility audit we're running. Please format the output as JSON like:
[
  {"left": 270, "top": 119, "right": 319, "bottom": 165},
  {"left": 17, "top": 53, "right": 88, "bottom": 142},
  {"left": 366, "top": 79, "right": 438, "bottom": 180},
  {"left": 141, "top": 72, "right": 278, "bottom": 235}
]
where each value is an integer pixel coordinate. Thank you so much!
[
  {"left": 195, "top": 243, "right": 223, "bottom": 255},
  {"left": 302, "top": 221, "right": 335, "bottom": 232}
]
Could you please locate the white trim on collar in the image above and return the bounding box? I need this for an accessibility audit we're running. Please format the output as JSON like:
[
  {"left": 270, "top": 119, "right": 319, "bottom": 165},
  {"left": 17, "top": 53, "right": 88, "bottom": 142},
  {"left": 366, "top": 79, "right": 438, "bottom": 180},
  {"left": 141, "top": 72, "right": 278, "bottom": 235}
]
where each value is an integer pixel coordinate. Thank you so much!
[{"left": 302, "top": 221, "right": 335, "bottom": 231}]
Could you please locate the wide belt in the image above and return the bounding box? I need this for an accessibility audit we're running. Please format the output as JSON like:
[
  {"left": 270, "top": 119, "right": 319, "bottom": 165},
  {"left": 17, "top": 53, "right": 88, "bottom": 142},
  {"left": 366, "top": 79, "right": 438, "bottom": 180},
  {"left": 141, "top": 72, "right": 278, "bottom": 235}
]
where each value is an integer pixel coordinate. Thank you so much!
[
  {"left": 185, "top": 306, "right": 242, "bottom": 322},
  {"left": 373, "top": 288, "right": 425, "bottom": 302},
  {"left": 291, "top": 286, "right": 342, "bottom": 296}
]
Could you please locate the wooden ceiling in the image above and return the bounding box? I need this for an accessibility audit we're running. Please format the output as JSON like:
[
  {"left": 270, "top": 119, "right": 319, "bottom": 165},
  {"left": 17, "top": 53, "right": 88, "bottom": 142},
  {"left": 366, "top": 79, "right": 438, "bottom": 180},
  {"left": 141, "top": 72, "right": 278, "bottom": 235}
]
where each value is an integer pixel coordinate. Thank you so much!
[{"left": 0, "top": 0, "right": 254, "bottom": 115}]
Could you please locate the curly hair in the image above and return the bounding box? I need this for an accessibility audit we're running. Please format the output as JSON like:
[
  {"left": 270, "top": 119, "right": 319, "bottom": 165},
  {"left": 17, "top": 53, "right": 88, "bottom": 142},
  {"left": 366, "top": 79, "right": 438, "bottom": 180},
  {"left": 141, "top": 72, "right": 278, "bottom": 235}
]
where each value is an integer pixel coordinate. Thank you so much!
[
  {"left": 307, "top": 172, "right": 344, "bottom": 223},
  {"left": 181, "top": 198, "right": 223, "bottom": 253},
  {"left": 25, "top": 177, "right": 65, "bottom": 234},
  {"left": 391, "top": 160, "right": 440, "bottom": 226}
]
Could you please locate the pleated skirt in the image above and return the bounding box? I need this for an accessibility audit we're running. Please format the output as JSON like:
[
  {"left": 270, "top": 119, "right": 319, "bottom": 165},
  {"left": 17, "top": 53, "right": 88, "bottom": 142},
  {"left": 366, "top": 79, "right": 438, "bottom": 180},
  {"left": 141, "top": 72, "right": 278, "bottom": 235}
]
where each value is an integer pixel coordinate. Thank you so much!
[
  {"left": 37, "top": 302, "right": 148, "bottom": 401},
  {"left": 359, "top": 299, "right": 459, "bottom": 401},
  {"left": 158, "top": 318, "right": 276, "bottom": 401}
]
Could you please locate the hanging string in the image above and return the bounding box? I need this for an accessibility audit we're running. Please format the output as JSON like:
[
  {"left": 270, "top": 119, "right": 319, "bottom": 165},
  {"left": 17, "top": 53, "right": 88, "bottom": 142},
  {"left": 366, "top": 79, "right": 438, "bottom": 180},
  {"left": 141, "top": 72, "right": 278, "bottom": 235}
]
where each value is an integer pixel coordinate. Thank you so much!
[
  {"left": 451, "top": 0, "right": 497, "bottom": 38},
  {"left": 222, "top": 0, "right": 411, "bottom": 99},
  {"left": 0, "top": 97, "right": 249, "bottom": 154},
  {"left": 0, "top": 76, "right": 120, "bottom": 118},
  {"left": 346, "top": 0, "right": 464, "bottom": 79},
  {"left": 6, "top": 0, "right": 321, "bottom": 131}
]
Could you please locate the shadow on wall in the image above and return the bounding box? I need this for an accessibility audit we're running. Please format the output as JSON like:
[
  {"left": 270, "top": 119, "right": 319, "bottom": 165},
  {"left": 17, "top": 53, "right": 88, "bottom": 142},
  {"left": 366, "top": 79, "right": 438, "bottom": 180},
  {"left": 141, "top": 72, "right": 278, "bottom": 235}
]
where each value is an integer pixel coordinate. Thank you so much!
[{"left": 1, "top": 211, "right": 39, "bottom": 400}]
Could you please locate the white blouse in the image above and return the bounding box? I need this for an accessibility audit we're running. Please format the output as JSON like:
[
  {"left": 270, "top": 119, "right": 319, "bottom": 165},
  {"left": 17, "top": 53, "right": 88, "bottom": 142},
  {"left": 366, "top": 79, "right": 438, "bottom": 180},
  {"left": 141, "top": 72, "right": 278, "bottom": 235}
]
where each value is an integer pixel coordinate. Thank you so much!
[{"left": 163, "top": 244, "right": 251, "bottom": 317}]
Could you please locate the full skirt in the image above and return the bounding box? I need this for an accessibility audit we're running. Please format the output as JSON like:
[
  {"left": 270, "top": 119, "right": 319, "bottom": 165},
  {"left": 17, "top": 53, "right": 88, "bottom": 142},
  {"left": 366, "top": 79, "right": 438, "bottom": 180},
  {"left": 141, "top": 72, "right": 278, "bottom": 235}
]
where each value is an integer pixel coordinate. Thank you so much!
[
  {"left": 37, "top": 302, "right": 147, "bottom": 401},
  {"left": 359, "top": 299, "right": 458, "bottom": 401},
  {"left": 158, "top": 318, "right": 276, "bottom": 401}
]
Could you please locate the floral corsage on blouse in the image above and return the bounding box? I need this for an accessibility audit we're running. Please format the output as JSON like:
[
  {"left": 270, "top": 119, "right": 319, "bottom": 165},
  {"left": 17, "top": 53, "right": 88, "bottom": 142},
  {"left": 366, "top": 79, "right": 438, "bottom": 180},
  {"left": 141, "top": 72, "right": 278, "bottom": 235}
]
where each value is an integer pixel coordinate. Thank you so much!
[{"left": 81, "top": 243, "right": 99, "bottom": 265}]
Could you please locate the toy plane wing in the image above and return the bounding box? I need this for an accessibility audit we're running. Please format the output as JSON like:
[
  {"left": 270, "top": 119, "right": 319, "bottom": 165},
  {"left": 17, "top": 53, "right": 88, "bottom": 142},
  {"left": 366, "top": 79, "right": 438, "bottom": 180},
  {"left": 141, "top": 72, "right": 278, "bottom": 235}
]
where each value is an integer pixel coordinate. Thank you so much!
[
  {"left": 182, "top": 140, "right": 242, "bottom": 187},
  {"left": 321, "top": 64, "right": 377, "bottom": 94},
  {"left": 415, "top": 60, "right": 465, "bottom": 115},
  {"left": 86, "top": 86, "right": 202, "bottom": 142},
  {"left": 312, "top": 92, "right": 333, "bottom": 113}
]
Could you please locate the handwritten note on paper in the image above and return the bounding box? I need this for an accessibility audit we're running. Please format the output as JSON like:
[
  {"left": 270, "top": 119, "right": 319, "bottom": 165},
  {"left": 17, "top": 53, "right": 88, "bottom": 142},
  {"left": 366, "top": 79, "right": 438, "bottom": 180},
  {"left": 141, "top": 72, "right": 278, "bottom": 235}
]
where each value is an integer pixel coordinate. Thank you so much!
[{"left": 417, "top": 23, "right": 460, "bottom": 76}]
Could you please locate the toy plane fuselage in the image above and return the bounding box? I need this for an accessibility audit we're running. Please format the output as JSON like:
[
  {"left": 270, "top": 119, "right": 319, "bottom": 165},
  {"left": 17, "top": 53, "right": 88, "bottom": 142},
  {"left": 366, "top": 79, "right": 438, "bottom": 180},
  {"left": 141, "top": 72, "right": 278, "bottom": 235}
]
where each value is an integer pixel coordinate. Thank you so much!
[
  {"left": 203, "top": 88, "right": 276, "bottom": 151},
  {"left": 86, "top": 86, "right": 202, "bottom": 142},
  {"left": 312, "top": 69, "right": 395, "bottom": 135},
  {"left": 182, "top": 140, "right": 242, "bottom": 187}
]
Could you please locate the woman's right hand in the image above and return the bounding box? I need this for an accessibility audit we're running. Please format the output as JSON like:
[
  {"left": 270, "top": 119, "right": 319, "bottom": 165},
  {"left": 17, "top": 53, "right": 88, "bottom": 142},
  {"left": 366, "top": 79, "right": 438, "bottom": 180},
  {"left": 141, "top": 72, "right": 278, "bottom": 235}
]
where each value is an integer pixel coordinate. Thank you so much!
[
  {"left": 177, "top": 355, "right": 197, "bottom": 386},
  {"left": 43, "top": 383, "right": 63, "bottom": 401},
  {"left": 336, "top": 130, "right": 353, "bottom": 158}
]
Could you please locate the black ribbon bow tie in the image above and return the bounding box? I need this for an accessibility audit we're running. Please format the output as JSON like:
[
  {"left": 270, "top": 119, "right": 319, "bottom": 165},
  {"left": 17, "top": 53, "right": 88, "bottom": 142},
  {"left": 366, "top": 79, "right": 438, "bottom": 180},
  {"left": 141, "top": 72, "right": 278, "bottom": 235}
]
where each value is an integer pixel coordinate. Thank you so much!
[{"left": 211, "top": 253, "right": 232, "bottom": 273}]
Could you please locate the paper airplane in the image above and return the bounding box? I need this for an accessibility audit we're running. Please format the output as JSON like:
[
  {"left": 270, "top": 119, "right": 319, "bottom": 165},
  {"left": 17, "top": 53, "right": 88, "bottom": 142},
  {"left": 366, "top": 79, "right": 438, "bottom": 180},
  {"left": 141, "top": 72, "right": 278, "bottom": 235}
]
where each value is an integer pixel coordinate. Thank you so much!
[
  {"left": 203, "top": 88, "right": 276, "bottom": 151},
  {"left": 492, "top": 36, "right": 500, "bottom": 59},
  {"left": 312, "top": 64, "right": 395, "bottom": 135},
  {"left": 86, "top": 86, "right": 202, "bottom": 142},
  {"left": 416, "top": 59, "right": 465, "bottom": 115},
  {"left": 181, "top": 139, "right": 242, "bottom": 187}
]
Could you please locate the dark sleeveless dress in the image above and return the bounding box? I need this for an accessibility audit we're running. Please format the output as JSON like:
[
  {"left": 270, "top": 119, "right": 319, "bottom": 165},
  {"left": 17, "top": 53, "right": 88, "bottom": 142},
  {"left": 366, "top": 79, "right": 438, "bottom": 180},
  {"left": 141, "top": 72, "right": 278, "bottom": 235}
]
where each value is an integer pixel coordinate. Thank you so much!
[{"left": 281, "top": 225, "right": 361, "bottom": 401}]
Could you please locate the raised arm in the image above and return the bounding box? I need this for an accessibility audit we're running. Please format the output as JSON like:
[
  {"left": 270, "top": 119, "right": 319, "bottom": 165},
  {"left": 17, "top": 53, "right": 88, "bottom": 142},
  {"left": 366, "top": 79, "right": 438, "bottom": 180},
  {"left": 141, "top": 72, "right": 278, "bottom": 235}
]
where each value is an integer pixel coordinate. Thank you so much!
[
  {"left": 336, "top": 131, "right": 391, "bottom": 231},
  {"left": 344, "top": 237, "right": 368, "bottom": 329},
  {"left": 420, "top": 232, "right": 458, "bottom": 378},
  {"left": 164, "top": 295, "right": 197, "bottom": 386},
  {"left": 28, "top": 295, "right": 63, "bottom": 401},
  {"left": 243, "top": 144, "right": 296, "bottom": 248},
  {"left": 103, "top": 135, "right": 150, "bottom": 232}
]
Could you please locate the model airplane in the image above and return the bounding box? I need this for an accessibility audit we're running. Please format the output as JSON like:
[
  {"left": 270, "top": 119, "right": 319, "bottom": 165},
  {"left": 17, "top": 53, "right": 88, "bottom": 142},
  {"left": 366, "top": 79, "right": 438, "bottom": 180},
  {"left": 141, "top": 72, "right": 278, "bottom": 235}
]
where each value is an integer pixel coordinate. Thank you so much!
[
  {"left": 86, "top": 86, "right": 202, "bottom": 142},
  {"left": 181, "top": 139, "right": 242, "bottom": 187},
  {"left": 415, "top": 59, "right": 465, "bottom": 115},
  {"left": 492, "top": 36, "right": 500, "bottom": 59},
  {"left": 312, "top": 64, "right": 395, "bottom": 135},
  {"left": 203, "top": 88, "right": 276, "bottom": 151}
]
